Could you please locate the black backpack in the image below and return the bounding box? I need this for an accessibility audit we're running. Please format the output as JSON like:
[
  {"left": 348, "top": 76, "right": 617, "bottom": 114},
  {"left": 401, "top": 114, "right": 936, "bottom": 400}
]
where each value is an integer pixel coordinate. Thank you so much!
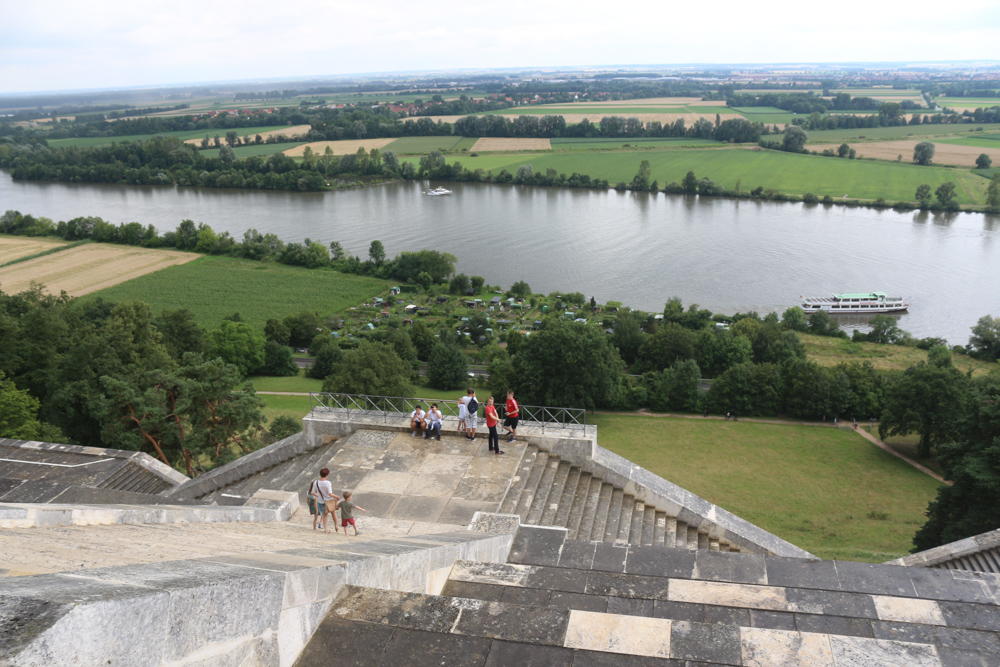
[{"left": 467, "top": 396, "right": 478, "bottom": 415}]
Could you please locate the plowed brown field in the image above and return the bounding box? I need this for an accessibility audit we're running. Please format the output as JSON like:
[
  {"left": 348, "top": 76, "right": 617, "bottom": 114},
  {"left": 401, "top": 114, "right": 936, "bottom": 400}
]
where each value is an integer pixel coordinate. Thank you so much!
[
  {"left": 470, "top": 138, "right": 551, "bottom": 152},
  {"left": 0, "top": 245, "right": 199, "bottom": 296},
  {"left": 809, "top": 140, "right": 1000, "bottom": 167},
  {"left": 282, "top": 138, "right": 396, "bottom": 157}
]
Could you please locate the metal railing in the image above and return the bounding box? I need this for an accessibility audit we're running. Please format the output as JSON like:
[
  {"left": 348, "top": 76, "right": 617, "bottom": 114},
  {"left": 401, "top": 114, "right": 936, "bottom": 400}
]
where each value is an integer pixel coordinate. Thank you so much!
[{"left": 308, "top": 392, "right": 587, "bottom": 434}]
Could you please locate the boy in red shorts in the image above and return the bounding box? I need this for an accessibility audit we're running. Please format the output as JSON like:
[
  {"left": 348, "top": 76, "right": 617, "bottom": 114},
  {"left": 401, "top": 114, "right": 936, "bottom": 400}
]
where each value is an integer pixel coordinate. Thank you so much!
[{"left": 337, "top": 491, "right": 367, "bottom": 536}]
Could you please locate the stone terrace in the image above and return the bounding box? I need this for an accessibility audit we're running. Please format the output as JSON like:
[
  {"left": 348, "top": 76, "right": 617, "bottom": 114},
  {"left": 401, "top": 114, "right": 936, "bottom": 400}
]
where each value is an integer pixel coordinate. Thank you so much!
[{"left": 302, "top": 525, "right": 1000, "bottom": 666}]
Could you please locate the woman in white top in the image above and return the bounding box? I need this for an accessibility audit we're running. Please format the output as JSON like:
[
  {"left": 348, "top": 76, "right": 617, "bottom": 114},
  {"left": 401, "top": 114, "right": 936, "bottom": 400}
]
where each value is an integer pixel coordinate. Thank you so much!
[{"left": 308, "top": 468, "right": 340, "bottom": 533}]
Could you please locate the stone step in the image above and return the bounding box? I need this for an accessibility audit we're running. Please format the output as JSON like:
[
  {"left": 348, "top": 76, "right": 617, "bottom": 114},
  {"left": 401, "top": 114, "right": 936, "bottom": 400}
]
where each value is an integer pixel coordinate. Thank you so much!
[
  {"left": 564, "top": 472, "right": 592, "bottom": 540},
  {"left": 525, "top": 457, "right": 560, "bottom": 525},
  {"left": 551, "top": 466, "right": 580, "bottom": 528},
  {"left": 641, "top": 506, "right": 656, "bottom": 546},
  {"left": 615, "top": 495, "right": 634, "bottom": 544},
  {"left": 590, "top": 483, "right": 614, "bottom": 543},
  {"left": 664, "top": 515, "right": 677, "bottom": 548},
  {"left": 628, "top": 500, "right": 645, "bottom": 546},
  {"left": 572, "top": 476, "right": 600, "bottom": 541},
  {"left": 538, "top": 460, "right": 572, "bottom": 526},
  {"left": 498, "top": 445, "right": 538, "bottom": 515},
  {"left": 653, "top": 510, "right": 667, "bottom": 546},
  {"left": 513, "top": 451, "right": 549, "bottom": 522},
  {"left": 602, "top": 488, "right": 624, "bottom": 543},
  {"left": 674, "top": 520, "right": 688, "bottom": 549}
]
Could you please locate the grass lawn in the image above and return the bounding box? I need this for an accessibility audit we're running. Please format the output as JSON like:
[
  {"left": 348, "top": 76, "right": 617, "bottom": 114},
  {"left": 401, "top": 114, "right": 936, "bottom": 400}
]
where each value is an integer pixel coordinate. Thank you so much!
[
  {"left": 452, "top": 148, "right": 985, "bottom": 202},
  {"left": 85, "top": 255, "right": 389, "bottom": 331},
  {"left": 800, "top": 333, "right": 996, "bottom": 376},
  {"left": 259, "top": 394, "right": 313, "bottom": 426},
  {"left": 590, "top": 414, "right": 943, "bottom": 562},
  {"left": 249, "top": 370, "right": 322, "bottom": 393}
]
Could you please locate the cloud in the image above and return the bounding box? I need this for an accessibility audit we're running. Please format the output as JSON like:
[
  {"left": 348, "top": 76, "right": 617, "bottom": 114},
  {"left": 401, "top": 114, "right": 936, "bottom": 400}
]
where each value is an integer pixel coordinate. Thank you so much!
[{"left": 1, "top": 0, "right": 998, "bottom": 93}]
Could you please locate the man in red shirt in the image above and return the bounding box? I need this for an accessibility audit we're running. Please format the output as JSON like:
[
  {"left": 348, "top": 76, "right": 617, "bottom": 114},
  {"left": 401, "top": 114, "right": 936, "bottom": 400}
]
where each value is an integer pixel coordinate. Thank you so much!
[
  {"left": 484, "top": 396, "right": 504, "bottom": 455},
  {"left": 504, "top": 390, "right": 519, "bottom": 443}
]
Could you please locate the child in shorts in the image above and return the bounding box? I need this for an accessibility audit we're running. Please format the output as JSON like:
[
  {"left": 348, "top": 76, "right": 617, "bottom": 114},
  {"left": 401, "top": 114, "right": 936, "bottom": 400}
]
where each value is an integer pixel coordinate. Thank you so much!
[{"left": 337, "top": 491, "right": 367, "bottom": 536}]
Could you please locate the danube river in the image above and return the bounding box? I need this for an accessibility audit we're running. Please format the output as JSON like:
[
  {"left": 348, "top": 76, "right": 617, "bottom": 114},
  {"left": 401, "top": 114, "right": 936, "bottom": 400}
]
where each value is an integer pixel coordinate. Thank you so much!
[{"left": 3, "top": 174, "right": 998, "bottom": 346}]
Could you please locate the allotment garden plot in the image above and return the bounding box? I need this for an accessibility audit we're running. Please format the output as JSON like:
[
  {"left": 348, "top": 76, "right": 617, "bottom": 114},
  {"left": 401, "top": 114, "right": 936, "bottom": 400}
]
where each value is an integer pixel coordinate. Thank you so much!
[{"left": 0, "top": 244, "right": 198, "bottom": 296}]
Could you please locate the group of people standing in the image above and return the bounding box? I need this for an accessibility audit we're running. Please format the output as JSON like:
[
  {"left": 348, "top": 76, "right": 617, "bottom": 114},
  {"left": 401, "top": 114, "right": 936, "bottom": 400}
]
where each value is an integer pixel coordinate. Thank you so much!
[{"left": 410, "top": 389, "right": 520, "bottom": 456}]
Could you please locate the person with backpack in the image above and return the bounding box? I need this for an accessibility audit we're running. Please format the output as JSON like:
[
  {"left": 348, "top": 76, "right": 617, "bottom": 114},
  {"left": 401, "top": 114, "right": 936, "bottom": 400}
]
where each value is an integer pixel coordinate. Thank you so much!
[
  {"left": 465, "top": 388, "right": 479, "bottom": 441},
  {"left": 308, "top": 468, "right": 340, "bottom": 533}
]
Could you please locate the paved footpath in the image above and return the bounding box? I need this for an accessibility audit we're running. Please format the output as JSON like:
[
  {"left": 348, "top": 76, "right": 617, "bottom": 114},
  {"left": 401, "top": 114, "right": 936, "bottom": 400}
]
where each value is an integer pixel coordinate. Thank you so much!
[{"left": 595, "top": 410, "right": 949, "bottom": 485}]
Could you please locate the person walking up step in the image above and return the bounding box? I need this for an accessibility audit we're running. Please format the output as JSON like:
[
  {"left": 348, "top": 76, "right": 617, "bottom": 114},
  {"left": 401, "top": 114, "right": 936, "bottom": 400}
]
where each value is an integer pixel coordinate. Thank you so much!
[{"left": 308, "top": 468, "right": 340, "bottom": 534}]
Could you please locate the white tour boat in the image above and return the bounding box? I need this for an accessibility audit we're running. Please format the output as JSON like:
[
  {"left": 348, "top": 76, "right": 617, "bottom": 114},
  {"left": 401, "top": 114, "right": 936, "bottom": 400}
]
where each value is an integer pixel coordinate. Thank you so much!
[
  {"left": 425, "top": 187, "right": 452, "bottom": 196},
  {"left": 801, "top": 292, "right": 910, "bottom": 314}
]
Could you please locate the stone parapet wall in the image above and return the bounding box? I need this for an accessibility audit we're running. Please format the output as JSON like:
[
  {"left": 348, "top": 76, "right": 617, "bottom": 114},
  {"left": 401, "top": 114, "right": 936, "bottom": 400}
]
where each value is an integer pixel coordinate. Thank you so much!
[
  {"left": 163, "top": 433, "right": 320, "bottom": 501},
  {"left": 0, "top": 489, "right": 299, "bottom": 529},
  {"left": 0, "top": 528, "right": 515, "bottom": 667},
  {"left": 888, "top": 527, "right": 1000, "bottom": 572}
]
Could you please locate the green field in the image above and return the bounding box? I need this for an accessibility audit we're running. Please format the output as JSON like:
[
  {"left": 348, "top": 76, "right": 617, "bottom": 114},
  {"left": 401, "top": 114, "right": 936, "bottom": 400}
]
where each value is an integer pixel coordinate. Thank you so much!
[
  {"left": 936, "top": 133, "right": 1000, "bottom": 149},
  {"left": 231, "top": 142, "right": 304, "bottom": 157},
  {"left": 800, "top": 333, "right": 996, "bottom": 377},
  {"left": 450, "top": 148, "right": 986, "bottom": 202},
  {"left": 550, "top": 137, "right": 720, "bottom": 150},
  {"left": 775, "top": 124, "right": 1000, "bottom": 146},
  {"left": 386, "top": 136, "right": 465, "bottom": 154},
  {"left": 47, "top": 125, "right": 302, "bottom": 149},
  {"left": 591, "top": 414, "right": 943, "bottom": 561},
  {"left": 85, "top": 255, "right": 389, "bottom": 331}
]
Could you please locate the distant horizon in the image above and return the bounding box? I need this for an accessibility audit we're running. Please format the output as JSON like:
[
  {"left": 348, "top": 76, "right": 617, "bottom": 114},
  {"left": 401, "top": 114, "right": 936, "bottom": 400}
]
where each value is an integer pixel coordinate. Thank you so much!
[
  {"left": 2, "top": 60, "right": 1000, "bottom": 99},
  {"left": 3, "top": 0, "right": 998, "bottom": 95}
]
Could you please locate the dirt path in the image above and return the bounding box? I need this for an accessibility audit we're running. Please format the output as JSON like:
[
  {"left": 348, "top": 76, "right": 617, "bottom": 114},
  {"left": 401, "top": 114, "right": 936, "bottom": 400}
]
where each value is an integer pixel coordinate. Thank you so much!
[{"left": 594, "top": 410, "right": 949, "bottom": 485}]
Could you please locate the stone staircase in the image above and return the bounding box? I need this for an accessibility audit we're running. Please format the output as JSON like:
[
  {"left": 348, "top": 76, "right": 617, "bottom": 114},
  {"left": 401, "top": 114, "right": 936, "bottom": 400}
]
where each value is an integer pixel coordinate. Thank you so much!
[
  {"left": 197, "top": 438, "right": 343, "bottom": 505},
  {"left": 500, "top": 444, "right": 746, "bottom": 553}
]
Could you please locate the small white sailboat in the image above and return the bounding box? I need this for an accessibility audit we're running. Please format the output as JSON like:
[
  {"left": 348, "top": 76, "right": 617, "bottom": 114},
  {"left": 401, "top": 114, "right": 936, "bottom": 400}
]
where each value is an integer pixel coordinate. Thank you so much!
[{"left": 425, "top": 187, "right": 452, "bottom": 196}]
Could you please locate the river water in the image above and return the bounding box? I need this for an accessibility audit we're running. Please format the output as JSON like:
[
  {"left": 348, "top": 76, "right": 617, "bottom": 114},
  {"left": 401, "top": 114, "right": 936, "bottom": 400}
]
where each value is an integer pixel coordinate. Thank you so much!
[{"left": 2, "top": 173, "right": 998, "bottom": 346}]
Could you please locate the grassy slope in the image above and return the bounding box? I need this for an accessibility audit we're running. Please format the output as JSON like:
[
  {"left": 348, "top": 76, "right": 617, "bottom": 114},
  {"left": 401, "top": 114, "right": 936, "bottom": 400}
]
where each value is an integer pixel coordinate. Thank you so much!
[
  {"left": 800, "top": 333, "right": 997, "bottom": 376},
  {"left": 448, "top": 148, "right": 985, "bottom": 202},
  {"left": 591, "top": 414, "right": 942, "bottom": 562},
  {"left": 84, "top": 255, "right": 389, "bottom": 331}
]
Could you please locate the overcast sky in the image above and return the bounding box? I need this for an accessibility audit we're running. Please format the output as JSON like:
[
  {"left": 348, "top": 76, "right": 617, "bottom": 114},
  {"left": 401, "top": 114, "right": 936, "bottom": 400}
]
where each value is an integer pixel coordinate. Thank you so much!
[{"left": 2, "top": 0, "right": 999, "bottom": 94}]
